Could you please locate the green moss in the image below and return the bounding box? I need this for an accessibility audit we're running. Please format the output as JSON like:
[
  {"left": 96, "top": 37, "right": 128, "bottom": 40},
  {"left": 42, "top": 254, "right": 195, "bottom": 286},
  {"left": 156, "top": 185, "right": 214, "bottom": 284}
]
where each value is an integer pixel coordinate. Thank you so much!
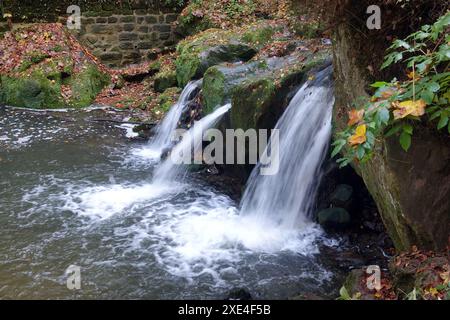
[
  {"left": 154, "top": 70, "right": 178, "bottom": 93},
  {"left": 176, "top": 52, "right": 201, "bottom": 88},
  {"left": 202, "top": 66, "right": 226, "bottom": 115},
  {"left": 231, "top": 78, "right": 276, "bottom": 131},
  {"left": 293, "top": 22, "right": 324, "bottom": 39},
  {"left": 157, "top": 87, "right": 182, "bottom": 113},
  {"left": 242, "top": 26, "right": 276, "bottom": 48},
  {"left": 68, "top": 64, "right": 110, "bottom": 107},
  {"left": 17, "top": 51, "right": 50, "bottom": 72},
  {"left": 0, "top": 75, "right": 64, "bottom": 109}
]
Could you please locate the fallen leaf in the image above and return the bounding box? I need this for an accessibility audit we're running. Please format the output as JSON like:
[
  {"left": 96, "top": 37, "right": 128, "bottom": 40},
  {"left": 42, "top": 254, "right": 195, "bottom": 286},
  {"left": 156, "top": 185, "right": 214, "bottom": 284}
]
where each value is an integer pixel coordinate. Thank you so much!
[
  {"left": 348, "top": 124, "right": 367, "bottom": 146},
  {"left": 392, "top": 100, "right": 427, "bottom": 119},
  {"left": 347, "top": 109, "right": 365, "bottom": 126}
]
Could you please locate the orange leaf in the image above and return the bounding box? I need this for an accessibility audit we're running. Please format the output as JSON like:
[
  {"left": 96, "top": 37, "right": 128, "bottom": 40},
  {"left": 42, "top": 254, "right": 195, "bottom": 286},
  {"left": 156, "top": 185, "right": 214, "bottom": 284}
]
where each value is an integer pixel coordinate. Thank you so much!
[
  {"left": 348, "top": 124, "right": 367, "bottom": 146},
  {"left": 392, "top": 99, "right": 427, "bottom": 119},
  {"left": 347, "top": 109, "right": 365, "bottom": 126}
]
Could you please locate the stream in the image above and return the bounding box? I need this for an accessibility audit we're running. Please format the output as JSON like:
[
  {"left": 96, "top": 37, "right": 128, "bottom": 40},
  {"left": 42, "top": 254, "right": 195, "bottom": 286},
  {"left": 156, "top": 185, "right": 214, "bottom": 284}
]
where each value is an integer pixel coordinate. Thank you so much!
[{"left": 0, "top": 71, "right": 350, "bottom": 299}]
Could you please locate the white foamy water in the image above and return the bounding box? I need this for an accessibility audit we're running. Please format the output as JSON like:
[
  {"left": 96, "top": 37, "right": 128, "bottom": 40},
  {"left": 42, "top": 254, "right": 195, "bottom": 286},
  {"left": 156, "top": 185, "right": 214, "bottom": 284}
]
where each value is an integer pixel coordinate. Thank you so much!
[
  {"left": 153, "top": 103, "right": 232, "bottom": 182},
  {"left": 241, "top": 67, "right": 334, "bottom": 230},
  {"left": 133, "top": 80, "right": 201, "bottom": 160},
  {"left": 62, "top": 182, "right": 180, "bottom": 219}
]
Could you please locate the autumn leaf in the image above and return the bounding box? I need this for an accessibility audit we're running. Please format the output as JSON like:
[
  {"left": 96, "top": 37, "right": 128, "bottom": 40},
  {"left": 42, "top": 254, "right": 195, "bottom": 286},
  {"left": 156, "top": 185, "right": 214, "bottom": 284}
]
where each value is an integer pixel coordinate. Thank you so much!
[
  {"left": 407, "top": 71, "right": 420, "bottom": 81},
  {"left": 348, "top": 124, "right": 367, "bottom": 146},
  {"left": 347, "top": 109, "right": 365, "bottom": 126},
  {"left": 440, "top": 271, "right": 449, "bottom": 285},
  {"left": 392, "top": 99, "right": 427, "bottom": 119}
]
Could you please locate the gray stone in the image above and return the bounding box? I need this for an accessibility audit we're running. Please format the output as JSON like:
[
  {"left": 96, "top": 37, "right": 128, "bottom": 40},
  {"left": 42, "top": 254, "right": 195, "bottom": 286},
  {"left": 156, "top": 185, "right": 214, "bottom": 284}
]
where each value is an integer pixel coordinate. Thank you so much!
[
  {"left": 100, "top": 52, "right": 122, "bottom": 62},
  {"left": 120, "top": 16, "right": 135, "bottom": 23},
  {"left": 153, "top": 24, "right": 171, "bottom": 33},
  {"left": 145, "top": 16, "right": 158, "bottom": 24},
  {"left": 90, "top": 24, "right": 112, "bottom": 34},
  {"left": 119, "top": 32, "right": 138, "bottom": 41},
  {"left": 165, "top": 14, "right": 178, "bottom": 23},
  {"left": 138, "top": 42, "right": 154, "bottom": 49},
  {"left": 330, "top": 184, "right": 353, "bottom": 207},
  {"left": 96, "top": 17, "right": 107, "bottom": 23},
  {"left": 159, "top": 33, "right": 171, "bottom": 40},
  {"left": 137, "top": 26, "right": 149, "bottom": 33},
  {"left": 119, "top": 42, "right": 134, "bottom": 50},
  {"left": 317, "top": 207, "right": 351, "bottom": 229},
  {"left": 123, "top": 23, "right": 135, "bottom": 32},
  {"left": 108, "top": 17, "right": 118, "bottom": 23}
]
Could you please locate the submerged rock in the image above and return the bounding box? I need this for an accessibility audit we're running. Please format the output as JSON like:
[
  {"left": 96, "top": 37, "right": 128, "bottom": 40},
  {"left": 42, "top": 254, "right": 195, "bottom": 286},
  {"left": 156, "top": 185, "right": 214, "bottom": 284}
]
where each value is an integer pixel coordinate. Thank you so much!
[
  {"left": 317, "top": 207, "right": 351, "bottom": 229},
  {"left": 225, "top": 288, "right": 253, "bottom": 300},
  {"left": 330, "top": 184, "right": 353, "bottom": 208}
]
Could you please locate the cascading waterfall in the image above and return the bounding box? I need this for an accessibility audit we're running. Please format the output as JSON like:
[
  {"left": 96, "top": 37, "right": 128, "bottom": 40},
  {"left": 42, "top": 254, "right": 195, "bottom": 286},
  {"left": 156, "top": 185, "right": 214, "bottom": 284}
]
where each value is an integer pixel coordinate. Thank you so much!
[
  {"left": 139, "top": 80, "right": 201, "bottom": 159},
  {"left": 240, "top": 66, "right": 334, "bottom": 229},
  {"left": 154, "top": 104, "right": 231, "bottom": 182}
]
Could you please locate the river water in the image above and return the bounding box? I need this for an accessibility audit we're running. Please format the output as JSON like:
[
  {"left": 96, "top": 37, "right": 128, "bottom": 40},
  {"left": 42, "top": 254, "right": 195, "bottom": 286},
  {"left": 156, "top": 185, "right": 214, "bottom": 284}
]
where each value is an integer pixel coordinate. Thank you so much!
[{"left": 0, "top": 105, "right": 345, "bottom": 299}]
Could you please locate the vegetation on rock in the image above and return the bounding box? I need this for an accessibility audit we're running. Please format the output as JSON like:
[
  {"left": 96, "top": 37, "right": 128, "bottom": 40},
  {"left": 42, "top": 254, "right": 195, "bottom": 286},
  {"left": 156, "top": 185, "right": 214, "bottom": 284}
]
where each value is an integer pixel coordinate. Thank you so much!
[
  {"left": 0, "top": 23, "right": 110, "bottom": 108},
  {"left": 332, "top": 12, "right": 450, "bottom": 167}
]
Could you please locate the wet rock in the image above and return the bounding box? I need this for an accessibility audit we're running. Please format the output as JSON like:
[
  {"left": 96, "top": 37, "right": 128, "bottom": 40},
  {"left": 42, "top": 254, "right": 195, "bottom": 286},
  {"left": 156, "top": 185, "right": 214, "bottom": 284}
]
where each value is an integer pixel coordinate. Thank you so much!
[
  {"left": 225, "top": 288, "right": 252, "bottom": 300},
  {"left": 176, "top": 42, "right": 256, "bottom": 88},
  {"left": 317, "top": 207, "right": 351, "bottom": 229},
  {"left": 330, "top": 184, "right": 353, "bottom": 208},
  {"left": 154, "top": 70, "right": 177, "bottom": 93}
]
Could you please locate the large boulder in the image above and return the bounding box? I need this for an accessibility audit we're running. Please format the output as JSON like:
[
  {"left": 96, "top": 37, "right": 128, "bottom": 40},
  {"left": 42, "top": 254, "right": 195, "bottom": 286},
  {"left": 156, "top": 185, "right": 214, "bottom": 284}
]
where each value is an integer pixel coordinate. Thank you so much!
[
  {"left": 201, "top": 46, "right": 331, "bottom": 181},
  {"left": 174, "top": 24, "right": 280, "bottom": 87},
  {"left": 331, "top": 4, "right": 450, "bottom": 251}
]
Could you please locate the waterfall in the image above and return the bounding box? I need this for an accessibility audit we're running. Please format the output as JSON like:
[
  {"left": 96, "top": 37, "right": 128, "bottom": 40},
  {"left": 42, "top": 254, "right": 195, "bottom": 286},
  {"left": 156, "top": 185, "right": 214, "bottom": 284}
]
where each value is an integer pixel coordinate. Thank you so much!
[
  {"left": 240, "top": 66, "right": 334, "bottom": 229},
  {"left": 154, "top": 104, "right": 232, "bottom": 182},
  {"left": 145, "top": 80, "right": 202, "bottom": 158}
]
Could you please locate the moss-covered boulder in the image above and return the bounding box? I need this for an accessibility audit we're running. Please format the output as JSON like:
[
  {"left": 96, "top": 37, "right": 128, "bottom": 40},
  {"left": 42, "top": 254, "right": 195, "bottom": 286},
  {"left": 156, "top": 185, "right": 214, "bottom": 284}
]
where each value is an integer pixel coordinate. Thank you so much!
[
  {"left": 201, "top": 48, "right": 331, "bottom": 125},
  {"left": 0, "top": 23, "right": 110, "bottom": 109},
  {"left": 0, "top": 75, "right": 64, "bottom": 109},
  {"left": 154, "top": 70, "right": 177, "bottom": 93},
  {"left": 174, "top": 24, "right": 281, "bottom": 88}
]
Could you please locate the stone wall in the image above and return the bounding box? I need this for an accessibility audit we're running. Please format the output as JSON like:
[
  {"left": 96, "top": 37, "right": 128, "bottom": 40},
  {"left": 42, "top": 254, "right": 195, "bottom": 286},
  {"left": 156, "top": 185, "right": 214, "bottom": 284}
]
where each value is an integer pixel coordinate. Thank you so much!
[
  {"left": 73, "top": 11, "right": 179, "bottom": 66},
  {"left": 1, "top": 0, "right": 183, "bottom": 66}
]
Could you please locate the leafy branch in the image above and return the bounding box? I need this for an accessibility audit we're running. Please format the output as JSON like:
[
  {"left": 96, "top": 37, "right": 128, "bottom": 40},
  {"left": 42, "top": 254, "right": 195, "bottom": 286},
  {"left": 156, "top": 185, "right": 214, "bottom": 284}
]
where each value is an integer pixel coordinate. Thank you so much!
[{"left": 333, "top": 11, "right": 450, "bottom": 167}]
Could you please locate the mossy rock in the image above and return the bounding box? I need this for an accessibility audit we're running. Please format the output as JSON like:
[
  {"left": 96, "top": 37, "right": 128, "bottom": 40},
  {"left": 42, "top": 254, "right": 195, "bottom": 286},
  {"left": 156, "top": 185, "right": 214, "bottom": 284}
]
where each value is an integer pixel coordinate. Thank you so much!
[
  {"left": 0, "top": 75, "right": 64, "bottom": 109},
  {"left": 176, "top": 43, "right": 256, "bottom": 88},
  {"left": 231, "top": 78, "right": 276, "bottom": 131},
  {"left": 1, "top": 56, "right": 108, "bottom": 109},
  {"left": 175, "top": 27, "right": 267, "bottom": 87},
  {"left": 68, "top": 64, "right": 110, "bottom": 107},
  {"left": 202, "top": 66, "right": 226, "bottom": 114},
  {"left": 241, "top": 26, "right": 277, "bottom": 47},
  {"left": 157, "top": 87, "right": 182, "bottom": 113},
  {"left": 154, "top": 70, "right": 177, "bottom": 93},
  {"left": 317, "top": 207, "right": 351, "bottom": 229}
]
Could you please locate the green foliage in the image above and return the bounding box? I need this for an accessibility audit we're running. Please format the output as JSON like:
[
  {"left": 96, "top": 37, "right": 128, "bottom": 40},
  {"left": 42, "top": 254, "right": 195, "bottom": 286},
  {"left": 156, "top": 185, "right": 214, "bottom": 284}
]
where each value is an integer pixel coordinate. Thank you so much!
[
  {"left": 224, "top": 0, "right": 256, "bottom": 19},
  {"left": 333, "top": 11, "right": 450, "bottom": 167},
  {"left": 162, "top": 0, "right": 188, "bottom": 7}
]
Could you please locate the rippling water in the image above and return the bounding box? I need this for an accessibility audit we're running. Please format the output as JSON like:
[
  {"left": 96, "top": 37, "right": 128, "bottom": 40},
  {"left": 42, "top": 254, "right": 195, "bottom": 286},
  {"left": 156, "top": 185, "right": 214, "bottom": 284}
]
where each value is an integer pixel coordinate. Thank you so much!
[{"left": 0, "top": 106, "right": 341, "bottom": 299}]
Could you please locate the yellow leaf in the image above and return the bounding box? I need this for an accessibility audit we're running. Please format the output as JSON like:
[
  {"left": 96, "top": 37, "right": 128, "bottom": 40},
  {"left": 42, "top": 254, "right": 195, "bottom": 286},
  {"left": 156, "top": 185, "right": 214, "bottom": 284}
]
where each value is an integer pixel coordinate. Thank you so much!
[
  {"left": 407, "top": 71, "right": 420, "bottom": 81},
  {"left": 440, "top": 271, "right": 449, "bottom": 285},
  {"left": 348, "top": 124, "right": 367, "bottom": 146},
  {"left": 392, "top": 99, "right": 427, "bottom": 119},
  {"left": 347, "top": 109, "right": 365, "bottom": 126}
]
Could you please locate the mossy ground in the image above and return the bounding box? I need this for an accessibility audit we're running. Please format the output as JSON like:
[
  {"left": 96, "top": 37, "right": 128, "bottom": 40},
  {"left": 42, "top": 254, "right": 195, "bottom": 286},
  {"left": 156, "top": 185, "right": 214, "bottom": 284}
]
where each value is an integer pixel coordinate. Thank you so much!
[{"left": 0, "top": 23, "right": 110, "bottom": 109}]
